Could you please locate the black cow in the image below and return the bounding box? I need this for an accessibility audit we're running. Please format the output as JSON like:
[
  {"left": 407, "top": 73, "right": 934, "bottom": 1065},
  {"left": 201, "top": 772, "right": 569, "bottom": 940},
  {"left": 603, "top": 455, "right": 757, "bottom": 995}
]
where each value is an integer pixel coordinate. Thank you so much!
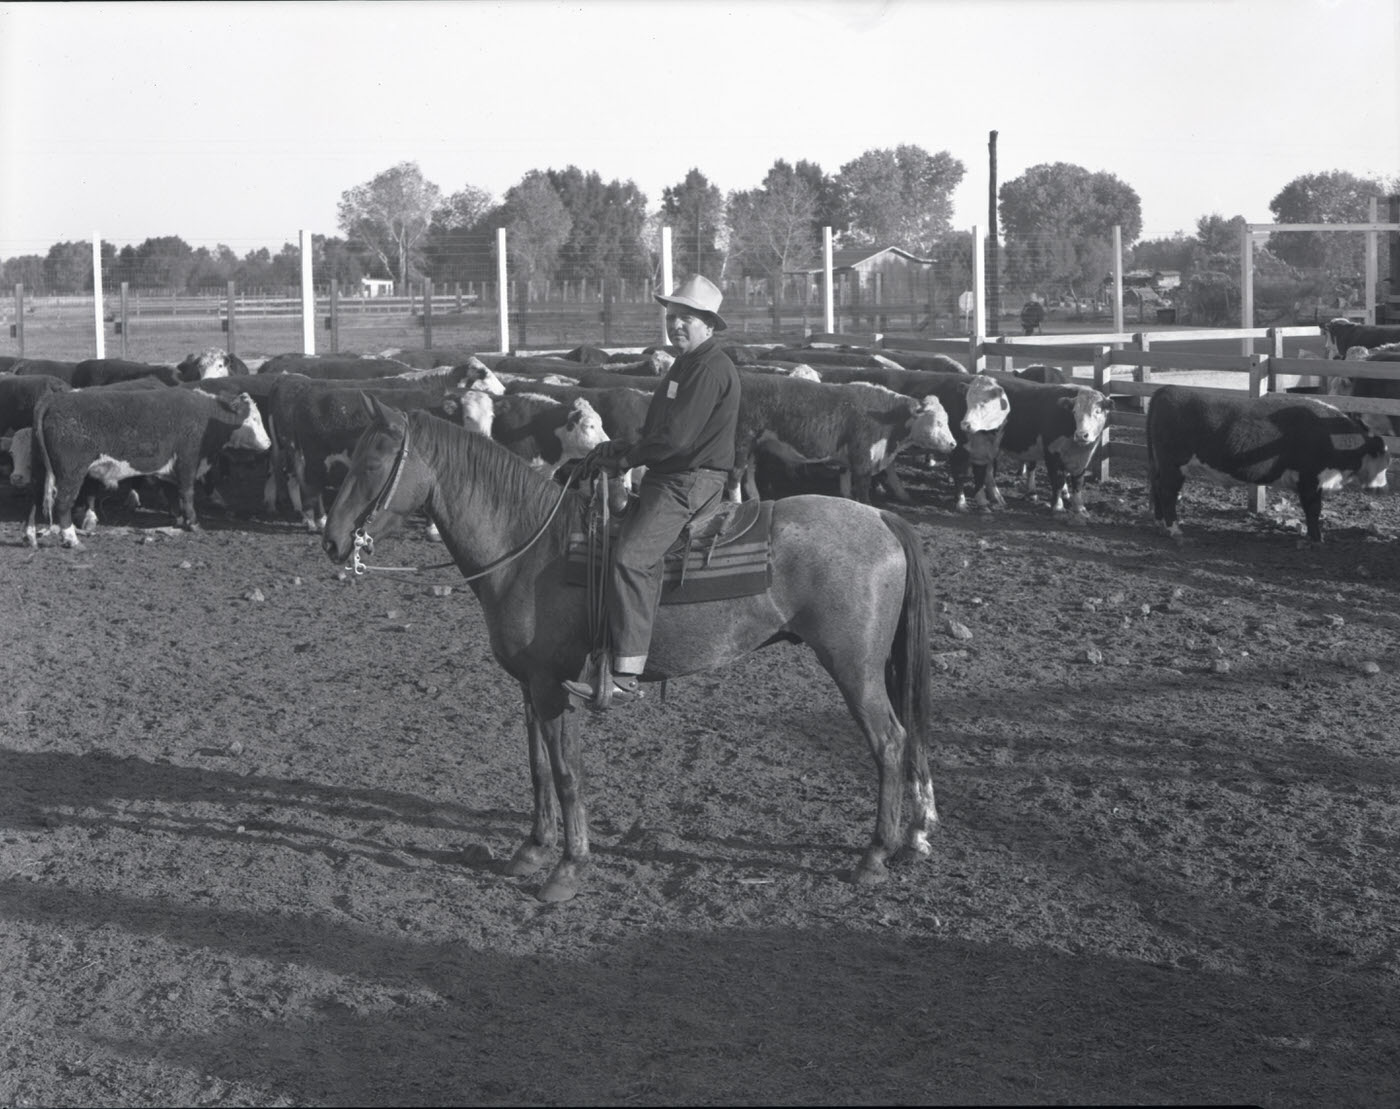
[
  {"left": 468, "top": 392, "right": 608, "bottom": 479},
  {"left": 498, "top": 380, "right": 654, "bottom": 447},
  {"left": 72, "top": 358, "right": 181, "bottom": 388},
  {"left": 257, "top": 353, "right": 414, "bottom": 378},
  {"left": 561, "top": 345, "right": 611, "bottom": 365},
  {"left": 1146, "top": 385, "right": 1389, "bottom": 542},
  {"left": 0, "top": 356, "right": 25, "bottom": 375},
  {"left": 796, "top": 369, "right": 1010, "bottom": 510},
  {"left": 0, "top": 374, "right": 71, "bottom": 433},
  {"left": 25, "top": 387, "right": 271, "bottom": 548},
  {"left": 375, "top": 347, "right": 479, "bottom": 369},
  {"left": 769, "top": 345, "right": 967, "bottom": 374},
  {"left": 1320, "top": 318, "right": 1400, "bottom": 359},
  {"left": 612, "top": 344, "right": 678, "bottom": 363},
  {"left": 870, "top": 349, "right": 969, "bottom": 374},
  {"left": 1321, "top": 346, "right": 1400, "bottom": 436},
  {"left": 7, "top": 379, "right": 170, "bottom": 517},
  {"left": 264, "top": 375, "right": 475, "bottom": 530},
  {"left": 731, "top": 374, "right": 956, "bottom": 503},
  {"left": 1015, "top": 364, "right": 1068, "bottom": 384},
  {"left": 984, "top": 373, "right": 1113, "bottom": 520},
  {"left": 574, "top": 368, "right": 665, "bottom": 392},
  {"left": 10, "top": 359, "right": 81, "bottom": 383},
  {"left": 493, "top": 355, "right": 588, "bottom": 377},
  {"left": 177, "top": 375, "right": 294, "bottom": 510},
  {"left": 732, "top": 361, "right": 822, "bottom": 380},
  {"left": 497, "top": 350, "right": 670, "bottom": 379},
  {"left": 248, "top": 370, "right": 468, "bottom": 515},
  {"left": 750, "top": 430, "right": 850, "bottom": 499},
  {"left": 767, "top": 347, "right": 895, "bottom": 369}
]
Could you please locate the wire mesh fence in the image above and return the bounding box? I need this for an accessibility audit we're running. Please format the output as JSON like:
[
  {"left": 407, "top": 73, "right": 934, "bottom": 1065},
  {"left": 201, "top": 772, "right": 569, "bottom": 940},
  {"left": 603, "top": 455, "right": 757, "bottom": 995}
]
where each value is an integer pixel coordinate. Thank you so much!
[
  {"left": 4, "top": 218, "right": 1392, "bottom": 363},
  {"left": 2, "top": 229, "right": 980, "bottom": 361}
]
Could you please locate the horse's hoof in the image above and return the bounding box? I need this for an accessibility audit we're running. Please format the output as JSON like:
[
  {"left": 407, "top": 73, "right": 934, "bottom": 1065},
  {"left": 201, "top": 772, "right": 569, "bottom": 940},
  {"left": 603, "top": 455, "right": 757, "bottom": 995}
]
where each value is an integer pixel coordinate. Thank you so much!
[
  {"left": 852, "top": 847, "right": 890, "bottom": 885},
  {"left": 852, "top": 863, "right": 889, "bottom": 886},
  {"left": 891, "top": 843, "right": 932, "bottom": 866},
  {"left": 504, "top": 841, "right": 552, "bottom": 878},
  {"left": 537, "top": 860, "right": 585, "bottom": 902}
]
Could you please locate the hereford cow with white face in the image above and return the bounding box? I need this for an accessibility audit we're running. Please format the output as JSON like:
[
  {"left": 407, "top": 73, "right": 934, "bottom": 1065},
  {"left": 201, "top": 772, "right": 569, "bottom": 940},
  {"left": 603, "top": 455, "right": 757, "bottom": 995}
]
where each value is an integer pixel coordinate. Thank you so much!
[
  {"left": 177, "top": 348, "right": 250, "bottom": 381},
  {"left": 1320, "top": 318, "right": 1400, "bottom": 360},
  {"left": 25, "top": 387, "right": 270, "bottom": 548},
  {"left": 1147, "top": 385, "right": 1389, "bottom": 543},
  {"left": 985, "top": 374, "right": 1113, "bottom": 520}
]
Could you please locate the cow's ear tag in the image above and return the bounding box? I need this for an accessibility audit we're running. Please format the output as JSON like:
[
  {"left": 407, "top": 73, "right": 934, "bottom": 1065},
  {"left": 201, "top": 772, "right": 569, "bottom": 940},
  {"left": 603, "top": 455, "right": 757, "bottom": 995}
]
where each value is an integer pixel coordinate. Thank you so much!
[{"left": 666, "top": 381, "right": 679, "bottom": 399}]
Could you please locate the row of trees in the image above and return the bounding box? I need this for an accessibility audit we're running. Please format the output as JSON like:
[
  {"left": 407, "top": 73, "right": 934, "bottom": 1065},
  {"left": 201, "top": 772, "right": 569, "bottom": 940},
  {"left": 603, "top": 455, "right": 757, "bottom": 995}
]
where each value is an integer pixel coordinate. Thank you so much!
[
  {"left": 340, "top": 147, "right": 970, "bottom": 293},
  {"left": 3, "top": 153, "right": 1393, "bottom": 317},
  {"left": 1129, "top": 172, "right": 1396, "bottom": 324}
]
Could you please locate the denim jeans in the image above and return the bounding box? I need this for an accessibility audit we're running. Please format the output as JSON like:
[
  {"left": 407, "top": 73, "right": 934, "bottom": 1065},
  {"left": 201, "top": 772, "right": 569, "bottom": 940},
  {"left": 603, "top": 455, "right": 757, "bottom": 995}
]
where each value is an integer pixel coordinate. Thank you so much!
[{"left": 610, "top": 468, "right": 728, "bottom": 673}]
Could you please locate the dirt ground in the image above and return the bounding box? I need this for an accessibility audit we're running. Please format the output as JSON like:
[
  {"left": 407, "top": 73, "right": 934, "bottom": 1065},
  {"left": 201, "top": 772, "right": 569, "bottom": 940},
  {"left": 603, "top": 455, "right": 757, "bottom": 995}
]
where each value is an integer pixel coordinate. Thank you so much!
[{"left": 2, "top": 450, "right": 1399, "bottom": 1108}]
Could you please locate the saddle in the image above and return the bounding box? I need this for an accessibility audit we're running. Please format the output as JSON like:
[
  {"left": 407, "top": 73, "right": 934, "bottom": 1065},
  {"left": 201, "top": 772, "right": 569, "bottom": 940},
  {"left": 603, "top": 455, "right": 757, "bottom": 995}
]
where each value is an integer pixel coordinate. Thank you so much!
[{"left": 565, "top": 495, "right": 774, "bottom": 604}]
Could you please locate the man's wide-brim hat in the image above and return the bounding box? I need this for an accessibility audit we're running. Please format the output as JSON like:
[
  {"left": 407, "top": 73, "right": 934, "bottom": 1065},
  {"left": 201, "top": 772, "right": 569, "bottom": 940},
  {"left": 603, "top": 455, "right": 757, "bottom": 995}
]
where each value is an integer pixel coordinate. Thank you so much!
[{"left": 655, "top": 274, "right": 727, "bottom": 331}]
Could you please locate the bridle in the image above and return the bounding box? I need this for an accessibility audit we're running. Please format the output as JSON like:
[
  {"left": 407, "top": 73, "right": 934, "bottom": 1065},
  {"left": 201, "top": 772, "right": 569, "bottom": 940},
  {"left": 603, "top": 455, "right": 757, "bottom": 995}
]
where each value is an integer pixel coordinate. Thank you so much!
[{"left": 346, "top": 413, "right": 590, "bottom": 580}]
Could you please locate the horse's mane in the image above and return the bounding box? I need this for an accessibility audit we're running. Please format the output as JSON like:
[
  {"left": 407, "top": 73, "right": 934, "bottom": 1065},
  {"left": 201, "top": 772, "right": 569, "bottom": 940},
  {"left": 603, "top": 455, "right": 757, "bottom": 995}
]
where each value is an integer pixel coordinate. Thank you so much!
[{"left": 407, "top": 410, "right": 563, "bottom": 527}]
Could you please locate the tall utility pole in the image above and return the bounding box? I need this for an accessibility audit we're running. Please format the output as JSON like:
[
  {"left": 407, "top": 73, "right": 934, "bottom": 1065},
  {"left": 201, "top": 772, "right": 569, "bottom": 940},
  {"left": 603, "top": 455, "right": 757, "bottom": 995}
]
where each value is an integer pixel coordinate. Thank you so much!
[{"left": 987, "top": 130, "right": 1000, "bottom": 334}]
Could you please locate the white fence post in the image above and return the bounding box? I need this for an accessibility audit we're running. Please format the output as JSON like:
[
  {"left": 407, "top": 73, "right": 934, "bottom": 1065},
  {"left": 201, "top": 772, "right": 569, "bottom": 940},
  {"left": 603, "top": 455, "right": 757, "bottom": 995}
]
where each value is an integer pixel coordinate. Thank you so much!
[
  {"left": 1094, "top": 345, "right": 1112, "bottom": 481},
  {"left": 822, "top": 226, "right": 834, "bottom": 335},
  {"left": 971, "top": 225, "right": 986, "bottom": 371},
  {"left": 496, "top": 228, "right": 509, "bottom": 353},
  {"left": 91, "top": 233, "right": 105, "bottom": 358},
  {"left": 1112, "top": 225, "right": 1124, "bottom": 337},
  {"left": 1366, "top": 196, "right": 1379, "bottom": 325},
  {"left": 1239, "top": 224, "right": 1254, "bottom": 355},
  {"left": 299, "top": 229, "right": 315, "bottom": 355},
  {"left": 661, "top": 226, "right": 674, "bottom": 344}
]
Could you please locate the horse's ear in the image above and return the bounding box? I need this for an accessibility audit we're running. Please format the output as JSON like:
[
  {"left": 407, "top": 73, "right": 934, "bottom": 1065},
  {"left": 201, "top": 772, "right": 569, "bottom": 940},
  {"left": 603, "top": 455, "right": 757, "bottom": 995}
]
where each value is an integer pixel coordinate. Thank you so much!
[{"left": 361, "top": 392, "right": 396, "bottom": 426}]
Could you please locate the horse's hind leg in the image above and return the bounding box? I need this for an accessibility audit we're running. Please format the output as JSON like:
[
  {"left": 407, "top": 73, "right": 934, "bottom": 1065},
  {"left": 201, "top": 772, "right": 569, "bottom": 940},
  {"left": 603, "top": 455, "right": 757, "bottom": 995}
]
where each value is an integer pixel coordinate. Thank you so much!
[
  {"left": 851, "top": 687, "right": 908, "bottom": 884},
  {"left": 816, "top": 658, "right": 907, "bottom": 884},
  {"left": 504, "top": 685, "right": 559, "bottom": 878},
  {"left": 899, "top": 731, "right": 938, "bottom": 863}
]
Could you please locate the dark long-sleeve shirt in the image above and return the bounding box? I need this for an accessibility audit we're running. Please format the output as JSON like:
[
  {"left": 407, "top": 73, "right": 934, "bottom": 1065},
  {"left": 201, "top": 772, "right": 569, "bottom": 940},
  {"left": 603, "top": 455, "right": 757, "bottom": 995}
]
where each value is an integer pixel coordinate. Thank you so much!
[{"left": 622, "top": 337, "right": 740, "bottom": 475}]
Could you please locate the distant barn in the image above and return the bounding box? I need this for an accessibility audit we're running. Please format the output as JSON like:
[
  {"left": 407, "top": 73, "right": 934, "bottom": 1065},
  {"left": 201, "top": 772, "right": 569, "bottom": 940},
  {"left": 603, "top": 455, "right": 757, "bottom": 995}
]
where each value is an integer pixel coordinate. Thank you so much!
[{"left": 785, "top": 246, "right": 936, "bottom": 307}]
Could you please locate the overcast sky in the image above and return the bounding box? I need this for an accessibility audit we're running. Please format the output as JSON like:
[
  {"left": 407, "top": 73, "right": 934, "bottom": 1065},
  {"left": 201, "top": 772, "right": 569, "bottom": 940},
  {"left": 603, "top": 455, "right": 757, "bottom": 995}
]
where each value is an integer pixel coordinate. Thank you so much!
[{"left": 1, "top": 0, "right": 1396, "bottom": 257}]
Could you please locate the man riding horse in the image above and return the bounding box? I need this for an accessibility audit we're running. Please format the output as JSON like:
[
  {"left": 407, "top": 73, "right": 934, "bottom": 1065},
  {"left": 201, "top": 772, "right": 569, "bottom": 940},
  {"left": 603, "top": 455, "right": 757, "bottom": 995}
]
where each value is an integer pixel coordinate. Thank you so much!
[{"left": 562, "top": 274, "right": 741, "bottom": 706}]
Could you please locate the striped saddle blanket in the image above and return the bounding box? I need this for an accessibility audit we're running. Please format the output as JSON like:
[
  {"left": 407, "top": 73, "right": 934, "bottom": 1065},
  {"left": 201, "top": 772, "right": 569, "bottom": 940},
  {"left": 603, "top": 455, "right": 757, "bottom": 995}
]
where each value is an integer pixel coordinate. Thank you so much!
[{"left": 564, "top": 499, "right": 774, "bottom": 605}]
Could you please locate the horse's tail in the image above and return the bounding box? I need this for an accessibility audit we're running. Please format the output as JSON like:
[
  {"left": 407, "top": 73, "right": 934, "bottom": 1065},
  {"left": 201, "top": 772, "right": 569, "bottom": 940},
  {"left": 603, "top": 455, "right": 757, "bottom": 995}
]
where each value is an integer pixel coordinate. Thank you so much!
[{"left": 879, "top": 510, "right": 933, "bottom": 758}]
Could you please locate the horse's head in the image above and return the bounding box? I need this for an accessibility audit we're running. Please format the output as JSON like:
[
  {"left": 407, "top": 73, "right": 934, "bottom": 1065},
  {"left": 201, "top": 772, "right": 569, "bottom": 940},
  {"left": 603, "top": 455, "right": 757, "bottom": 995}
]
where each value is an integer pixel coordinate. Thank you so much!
[{"left": 322, "top": 394, "right": 419, "bottom": 566}]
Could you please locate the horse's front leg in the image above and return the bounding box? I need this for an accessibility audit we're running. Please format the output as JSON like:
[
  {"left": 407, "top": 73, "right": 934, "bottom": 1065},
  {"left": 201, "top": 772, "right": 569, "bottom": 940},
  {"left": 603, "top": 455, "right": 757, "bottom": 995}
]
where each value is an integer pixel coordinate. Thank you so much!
[
  {"left": 504, "top": 684, "right": 559, "bottom": 878},
  {"left": 532, "top": 685, "right": 593, "bottom": 902}
]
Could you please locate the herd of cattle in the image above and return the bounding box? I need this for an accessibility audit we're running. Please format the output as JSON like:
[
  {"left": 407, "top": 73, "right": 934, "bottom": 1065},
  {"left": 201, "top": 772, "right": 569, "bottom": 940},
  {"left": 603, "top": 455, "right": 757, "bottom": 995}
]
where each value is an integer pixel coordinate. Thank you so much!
[{"left": 1, "top": 316, "right": 1399, "bottom": 550}]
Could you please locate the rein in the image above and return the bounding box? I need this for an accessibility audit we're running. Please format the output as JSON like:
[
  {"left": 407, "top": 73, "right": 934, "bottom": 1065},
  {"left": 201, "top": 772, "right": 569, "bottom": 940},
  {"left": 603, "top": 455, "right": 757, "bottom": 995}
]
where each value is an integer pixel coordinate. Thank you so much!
[{"left": 347, "top": 415, "right": 584, "bottom": 581}]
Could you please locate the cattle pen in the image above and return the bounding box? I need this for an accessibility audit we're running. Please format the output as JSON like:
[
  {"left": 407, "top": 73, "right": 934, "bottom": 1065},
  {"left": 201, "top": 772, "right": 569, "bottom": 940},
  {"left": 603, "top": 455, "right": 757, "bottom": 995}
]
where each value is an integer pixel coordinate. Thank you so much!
[{"left": 5, "top": 281, "right": 1400, "bottom": 1105}]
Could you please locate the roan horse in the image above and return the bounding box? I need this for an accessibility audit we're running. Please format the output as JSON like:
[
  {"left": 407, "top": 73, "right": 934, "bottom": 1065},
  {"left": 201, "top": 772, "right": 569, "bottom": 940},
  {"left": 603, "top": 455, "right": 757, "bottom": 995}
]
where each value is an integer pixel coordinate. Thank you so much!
[{"left": 322, "top": 395, "right": 939, "bottom": 901}]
